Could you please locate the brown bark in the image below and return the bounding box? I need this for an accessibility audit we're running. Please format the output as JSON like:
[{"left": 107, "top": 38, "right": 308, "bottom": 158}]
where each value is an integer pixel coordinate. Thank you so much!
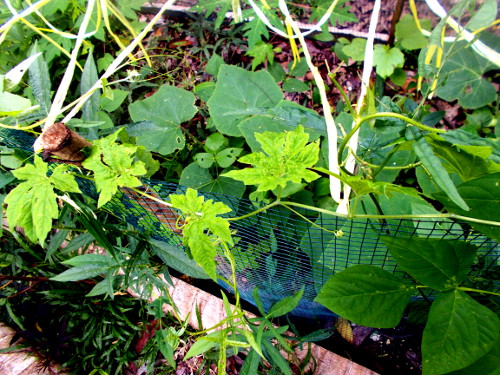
[{"left": 38, "top": 122, "right": 91, "bottom": 165}]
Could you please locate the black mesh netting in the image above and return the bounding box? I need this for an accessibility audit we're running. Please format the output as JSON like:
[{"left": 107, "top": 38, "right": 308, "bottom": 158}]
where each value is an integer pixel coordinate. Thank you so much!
[{"left": 1, "top": 127, "right": 499, "bottom": 318}]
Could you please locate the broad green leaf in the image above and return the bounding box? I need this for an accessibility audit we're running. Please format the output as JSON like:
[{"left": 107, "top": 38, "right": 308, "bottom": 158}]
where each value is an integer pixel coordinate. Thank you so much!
[
  {"left": 341, "top": 38, "right": 366, "bottom": 62},
  {"left": 282, "top": 78, "right": 309, "bottom": 93},
  {"left": 246, "top": 41, "right": 274, "bottom": 71},
  {"left": 381, "top": 237, "right": 477, "bottom": 290},
  {"left": 267, "top": 288, "right": 304, "bottom": 319},
  {"left": 435, "top": 42, "right": 496, "bottom": 109},
  {"left": 50, "top": 164, "right": 82, "bottom": 192},
  {"left": 422, "top": 290, "right": 500, "bottom": 374},
  {"left": 433, "top": 173, "right": 500, "bottom": 243},
  {"left": 115, "top": 0, "right": 144, "bottom": 20},
  {"left": 373, "top": 45, "right": 405, "bottom": 78},
  {"left": 314, "top": 265, "right": 413, "bottom": 328},
  {"left": 194, "top": 81, "right": 215, "bottom": 102},
  {"left": 81, "top": 52, "right": 100, "bottom": 123},
  {"left": 448, "top": 337, "right": 500, "bottom": 375},
  {"left": 82, "top": 129, "right": 146, "bottom": 207},
  {"left": 194, "top": 152, "right": 215, "bottom": 168},
  {"left": 128, "top": 85, "right": 197, "bottom": 155},
  {"left": 205, "top": 132, "right": 228, "bottom": 153},
  {"left": 179, "top": 162, "right": 246, "bottom": 198},
  {"left": 439, "top": 129, "right": 500, "bottom": 164},
  {"left": 50, "top": 264, "right": 113, "bottom": 282},
  {"left": 466, "top": 0, "right": 498, "bottom": 31},
  {"left": 223, "top": 126, "right": 320, "bottom": 194},
  {"left": 207, "top": 65, "right": 283, "bottom": 137},
  {"left": 0, "top": 92, "right": 31, "bottom": 116},
  {"left": 150, "top": 239, "right": 210, "bottom": 279},
  {"left": 395, "top": 14, "right": 430, "bottom": 50},
  {"left": 215, "top": 147, "right": 242, "bottom": 168},
  {"left": 406, "top": 127, "right": 469, "bottom": 211},
  {"left": 205, "top": 53, "right": 224, "bottom": 77},
  {"left": 100, "top": 89, "right": 128, "bottom": 112}
]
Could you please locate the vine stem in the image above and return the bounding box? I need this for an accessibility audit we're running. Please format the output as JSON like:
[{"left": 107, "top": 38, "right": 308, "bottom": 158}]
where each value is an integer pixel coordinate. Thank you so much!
[{"left": 457, "top": 286, "right": 500, "bottom": 297}]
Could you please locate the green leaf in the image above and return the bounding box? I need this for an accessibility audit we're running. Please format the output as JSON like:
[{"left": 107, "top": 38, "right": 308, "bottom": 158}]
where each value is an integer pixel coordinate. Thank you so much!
[
  {"left": 434, "top": 42, "right": 496, "bottom": 109},
  {"left": 62, "top": 254, "right": 115, "bottom": 267},
  {"left": 448, "top": 337, "right": 500, "bottom": 375},
  {"left": 314, "top": 265, "right": 413, "bottom": 328},
  {"left": 81, "top": 52, "right": 100, "bottom": 124},
  {"left": 184, "top": 331, "right": 223, "bottom": 359},
  {"left": 341, "top": 38, "right": 366, "bottom": 62},
  {"left": 27, "top": 43, "right": 51, "bottom": 114},
  {"left": 373, "top": 45, "right": 405, "bottom": 78},
  {"left": 170, "top": 188, "right": 233, "bottom": 280},
  {"left": 82, "top": 129, "right": 146, "bottom": 207},
  {"left": 466, "top": 0, "right": 498, "bottom": 31},
  {"left": 310, "top": 0, "right": 358, "bottom": 26},
  {"left": 204, "top": 132, "right": 228, "bottom": 152},
  {"left": 207, "top": 65, "right": 283, "bottom": 137},
  {"left": 246, "top": 41, "right": 274, "bottom": 71},
  {"left": 381, "top": 237, "right": 477, "bottom": 290},
  {"left": 0, "top": 92, "right": 31, "bottom": 116},
  {"left": 128, "top": 84, "right": 197, "bottom": 155},
  {"left": 50, "top": 264, "right": 113, "bottom": 282},
  {"left": 215, "top": 147, "right": 242, "bottom": 168},
  {"left": 179, "top": 162, "right": 246, "bottom": 198},
  {"left": 100, "top": 89, "right": 128, "bottom": 112},
  {"left": 395, "top": 14, "right": 430, "bottom": 50},
  {"left": 4, "top": 156, "right": 79, "bottom": 244},
  {"left": 267, "top": 288, "right": 304, "bottom": 319},
  {"left": 243, "top": 17, "right": 269, "bottom": 49},
  {"left": 150, "top": 239, "right": 210, "bottom": 279},
  {"left": 438, "top": 129, "right": 500, "bottom": 164},
  {"left": 433, "top": 173, "right": 500, "bottom": 243},
  {"left": 422, "top": 290, "right": 500, "bottom": 374},
  {"left": 156, "top": 329, "right": 175, "bottom": 366},
  {"left": 115, "top": 0, "right": 144, "bottom": 20},
  {"left": 194, "top": 152, "right": 215, "bottom": 168},
  {"left": 223, "top": 126, "right": 320, "bottom": 194},
  {"left": 192, "top": 0, "right": 231, "bottom": 29},
  {"left": 406, "top": 127, "right": 469, "bottom": 211},
  {"left": 205, "top": 53, "right": 224, "bottom": 77},
  {"left": 194, "top": 81, "right": 215, "bottom": 102},
  {"left": 282, "top": 78, "right": 309, "bottom": 93}
]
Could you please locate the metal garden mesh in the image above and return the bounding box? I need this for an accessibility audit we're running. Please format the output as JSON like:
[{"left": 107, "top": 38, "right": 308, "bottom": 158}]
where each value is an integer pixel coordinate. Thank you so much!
[{"left": 1, "top": 127, "right": 499, "bottom": 318}]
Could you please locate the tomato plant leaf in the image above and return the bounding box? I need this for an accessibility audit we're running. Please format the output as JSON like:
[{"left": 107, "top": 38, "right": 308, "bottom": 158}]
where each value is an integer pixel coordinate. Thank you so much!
[
  {"left": 314, "top": 265, "right": 413, "bottom": 328},
  {"left": 207, "top": 64, "right": 283, "bottom": 137},
  {"left": 223, "top": 126, "right": 320, "bottom": 194},
  {"left": 128, "top": 84, "right": 197, "bottom": 155},
  {"left": 422, "top": 290, "right": 500, "bottom": 374},
  {"left": 381, "top": 237, "right": 477, "bottom": 290}
]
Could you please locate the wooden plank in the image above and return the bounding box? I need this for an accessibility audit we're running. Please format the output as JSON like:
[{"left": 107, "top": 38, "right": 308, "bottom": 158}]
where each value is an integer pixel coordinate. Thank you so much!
[{"left": 129, "top": 276, "right": 379, "bottom": 375}]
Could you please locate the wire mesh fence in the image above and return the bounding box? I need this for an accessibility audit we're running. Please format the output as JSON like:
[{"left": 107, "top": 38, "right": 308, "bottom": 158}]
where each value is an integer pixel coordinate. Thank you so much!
[{"left": 1, "top": 127, "right": 499, "bottom": 318}]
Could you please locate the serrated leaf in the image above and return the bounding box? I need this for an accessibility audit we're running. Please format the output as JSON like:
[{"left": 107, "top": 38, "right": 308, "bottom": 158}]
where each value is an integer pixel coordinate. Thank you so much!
[
  {"left": 62, "top": 253, "right": 115, "bottom": 267},
  {"left": 207, "top": 65, "right": 283, "bottom": 137},
  {"left": 438, "top": 129, "right": 500, "bottom": 164},
  {"left": 381, "top": 236, "right": 477, "bottom": 290},
  {"left": 4, "top": 156, "right": 79, "bottom": 244},
  {"left": 243, "top": 17, "right": 269, "bottom": 49},
  {"left": 128, "top": 85, "right": 197, "bottom": 155},
  {"left": 246, "top": 41, "right": 274, "bottom": 71},
  {"left": 422, "top": 290, "right": 500, "bottom": 374},
  {"left": 435, "top": 42, "right": 496, "bottom": 109},
  {"left": 50, "top": 164, "right": 82, "bottom": 192},
  {"left": 314, "top": 265, "right": 413, "bottom": 328},
  {"left": 27, "top": 46, "right": 51, "bottom": 113},
  {"left": 223, "top": 126, "right": 320, "bottom": 194},
  {"left": 373, "top": 45, "right": 405, "bottom": 78},
  {"left": 81, "top": 52, "right": 100, "bottom": 123},
  {"left": 191, "top": 0, "right": 231, "bottom": 29},
  {"left": 82, "top": 129, "right": 146, "bottom": 207}
]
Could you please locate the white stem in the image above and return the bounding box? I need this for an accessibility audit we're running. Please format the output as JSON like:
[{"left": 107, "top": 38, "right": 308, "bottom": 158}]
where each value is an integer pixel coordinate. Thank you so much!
[
  {"left": 61, "top": 0, "right": 178, "bottom": 124},
  {"left": 278, "top": 0, "right": 341, "bottom": 203},
  {"left": 336, "top": 0, "right": 381, "bottom": 215},
  {"left": 423, "top": 0, "right": 500, "bottom": 66},
  {"left": 43, "top": 0, "right": 96, "bottom": 130}
]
